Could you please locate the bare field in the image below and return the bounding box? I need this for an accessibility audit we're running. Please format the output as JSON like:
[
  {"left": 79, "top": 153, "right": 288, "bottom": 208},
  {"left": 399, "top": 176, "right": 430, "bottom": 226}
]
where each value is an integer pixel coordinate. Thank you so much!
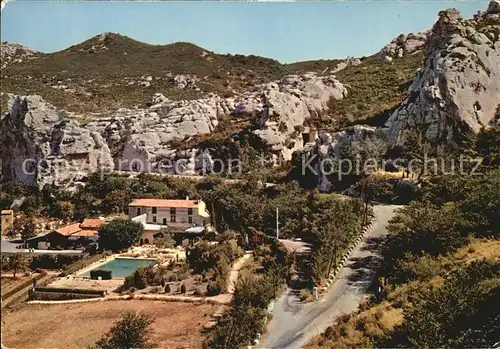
[{"left": 2, "top": 300, "right": 217, "bottom": 349}]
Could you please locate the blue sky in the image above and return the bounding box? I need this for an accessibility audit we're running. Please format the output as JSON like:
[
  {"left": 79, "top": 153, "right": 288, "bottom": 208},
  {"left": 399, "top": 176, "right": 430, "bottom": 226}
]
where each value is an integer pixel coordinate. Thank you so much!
[{"left": 1, "top": 0, "right": 488, "bottom": 63}]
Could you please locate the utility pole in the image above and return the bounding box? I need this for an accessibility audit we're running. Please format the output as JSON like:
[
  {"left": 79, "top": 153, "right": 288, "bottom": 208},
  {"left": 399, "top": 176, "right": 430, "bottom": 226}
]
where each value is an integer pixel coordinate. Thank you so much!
[{"left": 276, "top": 207, "right": 279, "bottom": 239}]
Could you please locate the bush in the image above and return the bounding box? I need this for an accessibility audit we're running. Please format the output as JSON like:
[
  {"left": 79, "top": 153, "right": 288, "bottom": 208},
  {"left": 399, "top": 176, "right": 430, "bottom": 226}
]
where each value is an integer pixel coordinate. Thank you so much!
[
  {"left": 60, "top": 252, "right": 109, "bottom": 276},
  {"left": 180, "top": 283, "right": 187, "bottom": 294},
  {"left": 29, "top": 290, "right": 104, "bottom": 301},
  {"left": 164, "top": 284, "right": 171, "bottom": 293},
  {"left": 33, "top": 287, "right": 106, "bottom": 295},
  {"left": 31, "top": 253, "right": 84, "bottom": 270},
  {"left": 206, "top": 280, "right": 222, "bottom": 296},
  {"left": 90, "top": 269, "right": 112, "bottom": 280},
  {"left": 299, "top": 288, "right": 312, "bottom": 302}
]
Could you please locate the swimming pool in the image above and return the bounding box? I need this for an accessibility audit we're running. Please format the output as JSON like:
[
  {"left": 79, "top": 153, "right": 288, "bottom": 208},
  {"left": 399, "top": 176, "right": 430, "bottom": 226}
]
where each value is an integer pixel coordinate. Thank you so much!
[{"left": 81, "top": 258, "right": 157, "bottom": 278}]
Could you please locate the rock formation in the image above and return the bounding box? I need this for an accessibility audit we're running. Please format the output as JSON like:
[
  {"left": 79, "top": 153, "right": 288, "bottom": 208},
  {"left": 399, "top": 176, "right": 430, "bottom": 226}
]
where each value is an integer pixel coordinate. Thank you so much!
[
  {"left": 384, "top": 5, "right": 500, "bottom": 144},
  {"left": 0, "top": 42, "right": 38, "bottom": 69},
  {"left": 379, "top": 31, "right": 429, "bottom": 63},
  {"left": 0, "top": 95, "right": 114, "bottom": 187},
  {"left": 230, "top": 72, "right": 347, "bottom": 160}
]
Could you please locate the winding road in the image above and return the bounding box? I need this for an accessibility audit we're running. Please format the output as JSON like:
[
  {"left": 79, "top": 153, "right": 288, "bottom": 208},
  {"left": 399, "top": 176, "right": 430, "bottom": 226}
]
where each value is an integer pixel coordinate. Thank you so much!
[{"left": 258, "top": 204, "right": 400, "bottom": 349}]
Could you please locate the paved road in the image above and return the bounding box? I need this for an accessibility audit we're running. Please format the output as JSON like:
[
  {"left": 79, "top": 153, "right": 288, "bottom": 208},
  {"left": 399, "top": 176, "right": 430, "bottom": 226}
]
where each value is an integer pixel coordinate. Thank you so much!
[{"left": 258, "top": 204, "right": 401, "bottom": 349}]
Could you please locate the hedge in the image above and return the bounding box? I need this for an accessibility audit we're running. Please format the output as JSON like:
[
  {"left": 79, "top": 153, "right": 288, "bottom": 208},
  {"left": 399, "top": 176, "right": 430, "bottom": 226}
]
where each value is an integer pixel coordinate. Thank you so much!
[
  {"left": 29, "top": 290, "right": 104, "bottom": 301},
  {"left": 33, "top": 287, "right": 106, "bottom": 296},
  {"left": 31, "top": 254, "right": 85, "bottom": 270},
  {"left": 60, "top": 252, "right": 110, "bottom": 276},
  {"left": 90, "top": 269, "right": 112, "bottom": 280}
]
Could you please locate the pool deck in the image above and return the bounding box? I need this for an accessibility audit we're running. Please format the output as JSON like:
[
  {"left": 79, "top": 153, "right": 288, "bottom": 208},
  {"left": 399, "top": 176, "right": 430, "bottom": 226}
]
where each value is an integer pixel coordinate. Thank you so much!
[{"left": 75, "top": 254, "right": 118, "bottom": 277}]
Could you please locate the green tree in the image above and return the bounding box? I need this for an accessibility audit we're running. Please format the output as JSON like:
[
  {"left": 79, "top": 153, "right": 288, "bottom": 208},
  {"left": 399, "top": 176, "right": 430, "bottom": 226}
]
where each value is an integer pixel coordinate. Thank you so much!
[
  {"left": 11, "top": 215, "right": 37, "bottom": 242},
  {"left": 153, "top": 228, "right": 175, "bottom": 248},
  {"left": 94, "top": 312, "right": 154, "bottom": 349},
  {"left": 98, "top": 219, "right": 144, "bottom": 252},
  {"left": 57, "top": 201, "right": 75, "bottom": 223},
  {"left": 102, "top": 189, "right": 133, "bottom": 214},
  {"left": 8, "top": 253, "right": 30, "bottom": 278},
  {"left": 1, "top": 180, "right": 28, "bottom": 200},
  {"left": 403, "top": 261, "right": 500, "bottom": 349}
]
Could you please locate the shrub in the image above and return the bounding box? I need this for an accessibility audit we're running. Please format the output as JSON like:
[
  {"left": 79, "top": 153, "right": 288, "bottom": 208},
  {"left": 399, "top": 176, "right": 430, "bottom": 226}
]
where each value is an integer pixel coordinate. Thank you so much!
[
  {"left": 90, "top": 269, "right": 112, "bottom": 280},
  {"left": 164, "top": 284, "right": 171, "bottom": 293},
  {"left": 299, "top": 288, "right": 312, "bottom": 302},
  {"left": 180, "top": 283, "right": 187, "bottom": 294},
  {"left": 206, "top": 280, "right": 222, "bottom": 296}
]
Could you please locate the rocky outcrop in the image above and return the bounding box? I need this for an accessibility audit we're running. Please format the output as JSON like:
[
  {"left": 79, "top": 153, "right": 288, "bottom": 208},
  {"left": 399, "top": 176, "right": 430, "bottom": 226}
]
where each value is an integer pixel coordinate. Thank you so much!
[
  {"left": 384, "top": 6, "right": 500, "bottom": 144},
  {"left": 0, "top": 42, "right": 38, "bottom": 69},
  {"left": 229, "top": 72, "right": 348, "bottom": 160},
  {"left": 379, "top": 31, "right": 429, "bottom": 63},
  {"left": 297, "top": 125, "right": 379, "bottom": 192},
  {"left": 331, "top": 57, "right": 362, "bottom": 73},
  {"left": 0, "top": 95, "right": 114, "bottom": 187},
  {"left": 488, "top": 0, "right": 500, "bottom": 14}
]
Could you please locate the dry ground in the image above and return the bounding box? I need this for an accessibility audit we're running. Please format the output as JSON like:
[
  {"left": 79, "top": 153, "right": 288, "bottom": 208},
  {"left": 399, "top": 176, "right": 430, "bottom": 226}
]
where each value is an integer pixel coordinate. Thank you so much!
[
  {"left": 47, "top": 277, "right": 124, "bottom": 293},
  {"left": 2, "top": 300, "right": 217, "bottom": 349},
  {"left": 1, "top": 275, "right": 34, "bottom": 295}
]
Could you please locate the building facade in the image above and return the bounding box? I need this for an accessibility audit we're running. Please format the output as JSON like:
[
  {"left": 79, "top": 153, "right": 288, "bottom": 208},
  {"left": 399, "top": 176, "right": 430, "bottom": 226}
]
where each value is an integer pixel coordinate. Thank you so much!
[{"left": 128, "top": 198, "right": 210, "bottom": 231}]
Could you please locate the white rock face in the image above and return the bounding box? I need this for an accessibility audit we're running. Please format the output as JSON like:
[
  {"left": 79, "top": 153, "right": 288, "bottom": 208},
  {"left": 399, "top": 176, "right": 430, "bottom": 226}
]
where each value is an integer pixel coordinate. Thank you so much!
[
  {"left": 229, "top": 72, "right": 348, "bottom": 160},
  {"left": 168, "top": 74, "right": 197, "bottom": 89},
  {"left": 331, "top": 57, "right": 362, "bottom": 73},
  {"left": 379, "top": 31, "right": 429, "bottom": 63},
  {"left": 1, "top": 42, "right": 38, "bottom": 69},
  {"left": 0, "top": 95, "right": 114, "bottom": 187},
  {"left": 384, "top": 7, "right": 500, "bottom": 144}
]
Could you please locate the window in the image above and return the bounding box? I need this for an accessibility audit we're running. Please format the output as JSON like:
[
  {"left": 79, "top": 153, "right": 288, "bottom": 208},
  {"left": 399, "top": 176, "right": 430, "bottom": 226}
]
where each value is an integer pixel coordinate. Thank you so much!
[
  {"left": 137, "top": 208, "right": 141, "bottom": 215},
  {"left": 170, "top": 207, "right": 176, "bottom": 214},
  {"left": 152, "top": 216, "right": 156, "bottom": 223},
  {"left": 152, "top": 207, "right": 157, "bottom": 214},
  {"left": 170, "top": 214, "right": 176, "bottom": 223},
  {"left": 188, "top": 216, "right": 193, "bottom": 224},
  {"left": 188, "top": 208, "right": 193, "bottom": 215},
  {"left": 163, "top": 218, "right": 167, "bottom": 225}
]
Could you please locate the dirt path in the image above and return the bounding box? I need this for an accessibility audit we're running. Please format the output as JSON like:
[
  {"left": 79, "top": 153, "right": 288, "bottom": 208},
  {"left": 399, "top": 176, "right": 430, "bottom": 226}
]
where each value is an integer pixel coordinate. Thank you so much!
[{"left": 227, "top": 252, "right": 252, "bottom": 294}]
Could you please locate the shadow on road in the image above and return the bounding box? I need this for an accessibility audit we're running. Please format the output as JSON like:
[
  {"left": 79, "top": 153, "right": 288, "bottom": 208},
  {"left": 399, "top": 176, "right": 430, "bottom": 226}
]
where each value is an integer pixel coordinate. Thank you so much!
[{"left": 360, "top": 236, "right": 386, "bottom": 252}]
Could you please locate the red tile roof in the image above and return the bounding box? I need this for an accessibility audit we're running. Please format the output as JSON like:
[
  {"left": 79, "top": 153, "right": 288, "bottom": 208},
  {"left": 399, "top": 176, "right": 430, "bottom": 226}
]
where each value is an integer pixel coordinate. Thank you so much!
[
  {"left": 129, "top": 199, "right": 198, "bottom": 208},
  {"left": 56, "top": 223, "right": 82, "bottom": 236},
  {"left": 72, "top": 229, "right": 99, "bottom": 237},
  {"left": 81, "top": 218, "right": 104, "bottom": 229}
]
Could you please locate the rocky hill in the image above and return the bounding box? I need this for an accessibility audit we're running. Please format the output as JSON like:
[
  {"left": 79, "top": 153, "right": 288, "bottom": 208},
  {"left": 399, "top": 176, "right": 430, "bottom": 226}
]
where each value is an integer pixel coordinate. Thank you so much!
[
  {"left": 385, "top": 4, "right": 500, "bottom": 145},
  {"left": 1, "top": 1, "right": 499, "bottom": 188}
]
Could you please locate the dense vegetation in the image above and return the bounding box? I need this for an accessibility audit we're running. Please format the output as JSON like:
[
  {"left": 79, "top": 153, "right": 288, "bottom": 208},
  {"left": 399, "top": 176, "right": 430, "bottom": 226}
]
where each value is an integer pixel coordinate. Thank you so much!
[
  {"left": 204, "top": 234, "right": 292, "bottom": 349},
  {"left": 304, "top": 193, "right": 366, "bottom": 285},
  {"left": 307, "top": 52, "right": 425, "bottom": 131},
  {"left": 308, "top": 165, "right": 500, "bottom": 348},
  {"left": 98, "top": 218, "right": 144, "bottom": 252}
]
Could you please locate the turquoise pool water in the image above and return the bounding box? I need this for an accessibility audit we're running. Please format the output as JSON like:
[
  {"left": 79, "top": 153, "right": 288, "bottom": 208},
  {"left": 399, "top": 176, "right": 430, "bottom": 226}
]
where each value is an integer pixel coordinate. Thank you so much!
[{"left": 81, "top": 258, "right": 157, "bottom": 278}]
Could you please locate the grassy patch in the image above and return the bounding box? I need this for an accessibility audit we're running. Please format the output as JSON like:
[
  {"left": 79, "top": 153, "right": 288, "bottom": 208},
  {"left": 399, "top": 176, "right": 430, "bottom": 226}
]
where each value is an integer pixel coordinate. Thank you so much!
[{"left": 307, "top": 52, "right": 425, "bottom": 130}]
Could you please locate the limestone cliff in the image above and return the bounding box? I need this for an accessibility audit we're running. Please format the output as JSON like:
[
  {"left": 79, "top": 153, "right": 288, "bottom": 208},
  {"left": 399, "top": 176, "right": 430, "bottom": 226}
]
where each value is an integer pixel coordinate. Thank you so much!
[
  {"left": 0, "top": 95, "right": 114, "bottom": 187},
  {"left": 384, "top": 5, "right": 500, "bottom": 145}
]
